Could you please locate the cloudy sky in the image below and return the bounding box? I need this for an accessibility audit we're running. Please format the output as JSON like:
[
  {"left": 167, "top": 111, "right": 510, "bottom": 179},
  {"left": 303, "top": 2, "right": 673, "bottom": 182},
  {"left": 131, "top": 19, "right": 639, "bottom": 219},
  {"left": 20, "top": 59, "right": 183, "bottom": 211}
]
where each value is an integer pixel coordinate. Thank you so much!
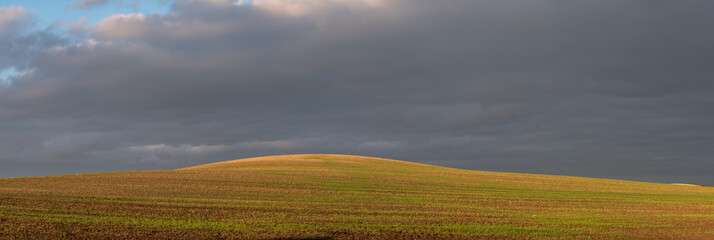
[{"left": 1, "top": 0, "right": 713, "bottom": 184}]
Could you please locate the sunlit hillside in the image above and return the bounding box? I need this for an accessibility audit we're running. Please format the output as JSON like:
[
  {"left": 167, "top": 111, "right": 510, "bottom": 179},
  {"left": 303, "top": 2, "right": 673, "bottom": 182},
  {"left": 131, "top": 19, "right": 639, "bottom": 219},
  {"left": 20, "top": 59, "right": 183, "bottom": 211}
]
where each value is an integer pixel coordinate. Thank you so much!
[{"left": 1, "top": 154, "right": 713, "bottom": 239}]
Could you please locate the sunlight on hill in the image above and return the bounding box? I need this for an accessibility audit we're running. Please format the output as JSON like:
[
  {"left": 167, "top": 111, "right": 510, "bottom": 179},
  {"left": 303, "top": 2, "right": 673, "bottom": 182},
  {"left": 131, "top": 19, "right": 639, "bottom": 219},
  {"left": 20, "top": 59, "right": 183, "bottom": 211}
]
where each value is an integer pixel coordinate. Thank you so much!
[{"left": 1, "top": 154, "right": 713, "bottom": 239}]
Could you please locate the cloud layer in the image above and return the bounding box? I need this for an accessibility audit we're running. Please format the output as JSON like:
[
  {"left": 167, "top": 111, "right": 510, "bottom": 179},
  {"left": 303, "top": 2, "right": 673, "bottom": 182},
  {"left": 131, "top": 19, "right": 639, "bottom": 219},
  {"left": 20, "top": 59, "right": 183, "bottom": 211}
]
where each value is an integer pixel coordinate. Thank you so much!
[{"left": 1, "top": 0, "right": 714, "bottom": 184}]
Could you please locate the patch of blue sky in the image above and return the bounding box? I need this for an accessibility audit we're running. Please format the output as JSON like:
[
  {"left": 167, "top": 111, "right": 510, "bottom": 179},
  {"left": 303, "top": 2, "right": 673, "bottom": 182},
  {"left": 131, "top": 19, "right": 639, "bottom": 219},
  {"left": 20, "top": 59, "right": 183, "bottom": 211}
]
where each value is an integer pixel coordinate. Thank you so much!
[{"left": 0, "top": 67, "right": 20, "bottom": 86}]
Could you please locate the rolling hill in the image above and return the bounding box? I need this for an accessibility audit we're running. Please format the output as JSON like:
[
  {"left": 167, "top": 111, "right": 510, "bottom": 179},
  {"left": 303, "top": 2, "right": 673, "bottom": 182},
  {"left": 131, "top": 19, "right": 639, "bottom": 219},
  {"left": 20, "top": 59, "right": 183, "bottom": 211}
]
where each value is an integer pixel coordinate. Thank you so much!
[{"left": 1, "top": 154, "right": 713, "bottom": 239}]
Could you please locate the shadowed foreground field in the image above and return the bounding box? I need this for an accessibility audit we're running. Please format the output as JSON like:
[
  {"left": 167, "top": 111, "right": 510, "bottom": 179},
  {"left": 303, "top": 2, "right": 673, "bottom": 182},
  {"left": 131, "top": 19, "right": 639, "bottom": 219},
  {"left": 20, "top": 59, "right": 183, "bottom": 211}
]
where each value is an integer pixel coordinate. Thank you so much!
[{"left": 1, "top": 154, "right": 713, "bottom": 239}]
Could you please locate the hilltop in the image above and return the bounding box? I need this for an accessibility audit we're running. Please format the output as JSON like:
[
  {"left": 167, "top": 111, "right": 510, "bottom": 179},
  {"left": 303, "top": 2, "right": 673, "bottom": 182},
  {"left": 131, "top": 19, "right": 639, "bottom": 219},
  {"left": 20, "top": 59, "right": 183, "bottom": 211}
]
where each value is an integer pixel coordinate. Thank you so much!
[{"left": 1, "top": 154, "right": 713, "bottom": 239}]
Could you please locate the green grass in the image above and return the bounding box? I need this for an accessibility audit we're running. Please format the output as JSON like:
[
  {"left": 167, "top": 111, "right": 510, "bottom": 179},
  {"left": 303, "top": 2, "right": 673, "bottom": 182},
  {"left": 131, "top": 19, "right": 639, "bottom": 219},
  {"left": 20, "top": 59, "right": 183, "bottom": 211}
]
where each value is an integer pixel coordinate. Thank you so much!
[{"left": 1, "top": 154, "right": 713, "bottom": 239}]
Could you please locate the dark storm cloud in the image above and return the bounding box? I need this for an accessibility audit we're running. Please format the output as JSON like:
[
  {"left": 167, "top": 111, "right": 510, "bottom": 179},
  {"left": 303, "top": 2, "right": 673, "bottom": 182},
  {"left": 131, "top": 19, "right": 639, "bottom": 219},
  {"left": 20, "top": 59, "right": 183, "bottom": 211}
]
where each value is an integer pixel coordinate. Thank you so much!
[{"left": 1, "top": 0, "right": 713, "bottom": 184}]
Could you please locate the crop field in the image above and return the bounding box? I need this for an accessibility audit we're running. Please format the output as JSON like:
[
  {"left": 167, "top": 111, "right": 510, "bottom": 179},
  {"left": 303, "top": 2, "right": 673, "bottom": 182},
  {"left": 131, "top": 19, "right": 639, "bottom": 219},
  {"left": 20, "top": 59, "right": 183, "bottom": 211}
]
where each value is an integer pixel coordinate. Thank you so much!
[{"left": 1, "top": 154, "right": 713, "bottom": 239}]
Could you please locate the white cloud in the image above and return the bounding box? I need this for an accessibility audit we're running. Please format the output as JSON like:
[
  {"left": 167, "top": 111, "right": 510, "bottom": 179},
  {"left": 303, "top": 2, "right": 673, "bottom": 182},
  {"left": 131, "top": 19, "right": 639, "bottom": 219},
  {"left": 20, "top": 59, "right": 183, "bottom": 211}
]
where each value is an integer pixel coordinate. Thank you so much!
[
  {"left": 91, "top": 13, "right": 149, "bottom": 39},
  {"left": 247, "top": 0, "right": 387, "bottom": 16},
  {"left": 88, "top": 11, "right": 239, "bottom": 40},
  {"left": 129, "top": 141, "right": 305, "bottom": 155},
  {"left": 128, "top": 144, "right": 232, "bottom": 164},
  {"left": 86, "top": 0, "right": 391, "bottom": 40},
  {"left": 129, "top": 144, "right": 230, "bottom": 155},
  {"left": 0, "top": 6, "right": 29, "bottom": 30},
  {"left": 126, "top": 141, "right": 306, "bottom": 164}
]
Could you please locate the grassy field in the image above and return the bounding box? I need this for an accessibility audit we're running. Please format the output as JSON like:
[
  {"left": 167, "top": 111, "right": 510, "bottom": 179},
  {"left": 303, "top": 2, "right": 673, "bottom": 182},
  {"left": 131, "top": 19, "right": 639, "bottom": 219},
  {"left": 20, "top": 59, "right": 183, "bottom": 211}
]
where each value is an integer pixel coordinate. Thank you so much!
[{"left": 1, "top": 154, "right": 713, "bottom": 239}]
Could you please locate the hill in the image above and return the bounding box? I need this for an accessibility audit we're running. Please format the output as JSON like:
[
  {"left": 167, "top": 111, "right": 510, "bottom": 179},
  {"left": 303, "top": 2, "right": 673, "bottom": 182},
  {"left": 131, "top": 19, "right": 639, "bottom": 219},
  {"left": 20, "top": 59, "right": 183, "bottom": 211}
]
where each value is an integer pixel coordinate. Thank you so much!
[{"left": 1, "top": 154, "right": 713, "bottom": 239}]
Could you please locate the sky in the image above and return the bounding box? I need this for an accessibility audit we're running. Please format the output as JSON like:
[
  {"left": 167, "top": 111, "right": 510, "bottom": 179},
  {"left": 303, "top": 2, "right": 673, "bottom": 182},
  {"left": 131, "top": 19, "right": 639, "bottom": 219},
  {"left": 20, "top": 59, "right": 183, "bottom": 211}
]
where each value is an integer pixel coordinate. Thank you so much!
[{"left": 1, "top": 0, "right": 713, "bottom": 185}]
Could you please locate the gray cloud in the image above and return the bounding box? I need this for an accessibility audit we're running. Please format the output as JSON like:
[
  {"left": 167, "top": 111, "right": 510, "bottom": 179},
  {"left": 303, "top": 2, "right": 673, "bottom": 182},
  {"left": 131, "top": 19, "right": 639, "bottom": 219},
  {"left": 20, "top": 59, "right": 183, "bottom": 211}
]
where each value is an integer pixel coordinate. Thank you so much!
[
  {"left": 73, "top": 0, "right": 109, "bottom": 9},
  {"left": 1, "top": 6, "right": 30, "bottom": 69},
  {"left": 1, "top": 0, "right": 713, "bottom": 185}
]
